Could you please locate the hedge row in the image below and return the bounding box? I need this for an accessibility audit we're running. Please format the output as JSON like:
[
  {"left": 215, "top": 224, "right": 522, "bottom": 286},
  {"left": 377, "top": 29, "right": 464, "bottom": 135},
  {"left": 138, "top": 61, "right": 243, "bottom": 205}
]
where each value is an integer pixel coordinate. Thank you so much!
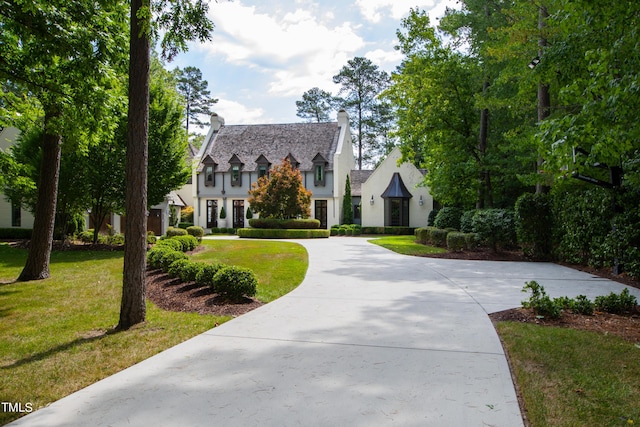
[
  {"left": 330, "top": 224, "right": 362, "bottom": 236},
  {"left": 0, "top": 228, "right": 32, "bottom": 239},
  {"left": 237, "top": 228, "right": 330, "bottom": 239},
  {"left": 147, "top": 246, "right": 258, "bottom": 302},
  {"left": 415, "top": 227, "right": 479, "bottom": 252},
  {"left": 361, "top": 226, "right": 415, "bottom": 235},
  {"left": 248, "top": 218, "right": 320, "bottom": 229}
]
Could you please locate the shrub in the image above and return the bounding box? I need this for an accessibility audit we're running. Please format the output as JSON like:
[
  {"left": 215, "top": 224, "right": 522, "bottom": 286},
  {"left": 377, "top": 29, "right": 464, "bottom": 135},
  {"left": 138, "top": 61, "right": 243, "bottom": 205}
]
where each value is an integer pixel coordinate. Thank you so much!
[
  {"left": 186, "top": 226, "right": 204, "bottom": 240},
  {"left": 361, "top": 226, "right": 385, "bottom": 235},
  {"left": 107, "top": 233, "right": 125, "bottom": 246},
  {"left": 167, "top": 258, "right": 191, "bottom": 279},
  {"left": 471, "top": 209, "right": 516, "bottom": 252},
  {"left": 434, "top": 207, "right": 463, "bottom": 230},
  {"left": 147, "top": 231, "right": 157, "bottom": 245},
  {"left": 156, "top": 238, "right": 183, "bottom": 251},
  {"left": 196, "top": 263, "right": 226, "bottom": 287},
  {"left": 213, "top": 266, "right": 258, "bottom": 302},
  {"left": 237, "top": 228, "right": 330, "bottom": 239},
  {"left": 571, "top": 295, "right": 595, "bottom": 316},
  {"left": 521, "top": 281, "right": 562, "bottom": 319},
  {"left": 594, "top": 288, "right": 637, "bottom": 314},
  {"left": 430, "top": 228, "right": 449, "bottom": 247},
  {"left": 147, "top": 246, "right": 175, "bottom": 270},
  {"left": 159, "top": 250, "right": 188, "bottom": 272},
  {"left": 248, "top": 218, "right": 320, "bottom": 229},
  {"left": 78, "top": 230, "right": 94, "bottom": 243},
  {"left": 465, "top": 233, "right": 480, "bottom": 250},
  {"left": 166, "top": 226, "right": 188, "bottom": 237},
  {"left": 460, "top": 210, "right": 479, "bottom": 233},
  {"left": 172, "top": 235, "right": 199, "bottom": 252},
  {"left": 427, "top": 209, "right": 439, "bottom": 226},
  {"left": 515, "top": 192, "right": 554, "bottom": 260},
  {"left": 180, "top": 261, "right": 205, "bottom": 283},
  {"left": 447, "top": 232, "right": 467, "bottom": 252}
]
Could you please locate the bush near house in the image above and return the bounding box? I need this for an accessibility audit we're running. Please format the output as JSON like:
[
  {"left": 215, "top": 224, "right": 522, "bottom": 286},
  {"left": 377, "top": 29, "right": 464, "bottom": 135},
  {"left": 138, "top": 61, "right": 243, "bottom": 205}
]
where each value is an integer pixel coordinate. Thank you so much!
[
  {"left": 213, "top": 266, "right": 258, "bottom": 302},
  {"left": 186, "top": 226, "right": 204, "bottom": 240},
  {"left": 238, "top": 228, "right": 329, "bottom": 239},
  {"left": 433, "top": 207, "right": 463, "bottom": 230},
  {"left": 166, "top": 227, "right": 188, "bottom": 237},
  {"left": 248, "top": 218, "right": 320, "bottom": 229}
]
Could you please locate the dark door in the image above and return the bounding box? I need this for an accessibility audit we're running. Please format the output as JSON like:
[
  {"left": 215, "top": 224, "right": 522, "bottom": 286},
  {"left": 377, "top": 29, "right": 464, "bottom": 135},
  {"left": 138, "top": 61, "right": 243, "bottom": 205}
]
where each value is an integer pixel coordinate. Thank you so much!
[
  {"left": 386, "top": 198, "right": 409, "bottom": 227},
  {"left": 315, "top": 200, "right": 328, "bottom": 229},
  {"left": 206, "top": 200, "right": 218, "bottom": 228},
  {"left": 233, "top": 200, "right": 245, "bottom": 229},
  {"left": 148, "top": 209, "right": 162, "bottom": 235}
]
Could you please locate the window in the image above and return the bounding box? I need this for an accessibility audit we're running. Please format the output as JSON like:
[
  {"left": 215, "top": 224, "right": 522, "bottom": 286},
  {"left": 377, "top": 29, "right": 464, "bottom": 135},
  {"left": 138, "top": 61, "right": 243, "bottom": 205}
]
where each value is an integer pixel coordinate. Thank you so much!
[
  {"left": 312, "top": 153, "right": 327, "bottom": 186},
  {"left": 205, "top": 165, "right": 215, "bottom": 186},
  {"left": 258, "top": 164, "right": 268, "bottom": 179},
  {"left": 11, "top": 203, "right": 21, "bottom": 227},
  {"left": 315, "top": 164, "right": 324, "bottom": 185},
  {"left": 231, "top": 165, "right": 241, "bottom": 186}
]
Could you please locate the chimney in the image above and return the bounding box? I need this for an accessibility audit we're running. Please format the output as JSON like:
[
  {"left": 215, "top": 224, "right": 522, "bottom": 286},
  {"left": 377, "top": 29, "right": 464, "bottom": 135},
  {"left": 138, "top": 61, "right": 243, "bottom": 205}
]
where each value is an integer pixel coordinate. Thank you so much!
[
  {"left": 337, "top": 109, "right": 349, "bottom": 127},
  {"left": 210, "top": 113, "right": 225, "bottom": 132}
]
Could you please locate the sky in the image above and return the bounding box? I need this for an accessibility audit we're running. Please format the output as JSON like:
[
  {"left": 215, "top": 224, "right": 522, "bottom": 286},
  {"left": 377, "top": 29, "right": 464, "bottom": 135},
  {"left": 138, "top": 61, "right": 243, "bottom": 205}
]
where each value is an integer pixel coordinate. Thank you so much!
[{"left": 170, "top": 0, "right": 459, "bottom": 128}]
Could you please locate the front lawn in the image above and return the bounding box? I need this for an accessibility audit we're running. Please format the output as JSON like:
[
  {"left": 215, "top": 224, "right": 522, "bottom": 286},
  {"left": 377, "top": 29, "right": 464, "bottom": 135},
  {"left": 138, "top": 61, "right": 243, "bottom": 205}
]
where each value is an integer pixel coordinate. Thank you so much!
[
  {"left": 368, "top": 235, "right": 447, "bottom": 256},
  {"left": 0, "top": 240, "right": 307, "bottom": 425}
]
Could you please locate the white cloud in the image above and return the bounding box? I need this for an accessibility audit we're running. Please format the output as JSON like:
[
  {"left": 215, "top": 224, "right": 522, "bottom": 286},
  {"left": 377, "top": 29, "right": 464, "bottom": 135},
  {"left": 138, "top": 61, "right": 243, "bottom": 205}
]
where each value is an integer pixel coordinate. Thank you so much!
[
  {"left": 213, "top": 98, "right": 267, "bottom": 125},
  {"left": 355, "top": 0, "right": 454, "bottom": 23},
  {"left": 200, "top": 1, "right": 364, "bottom": 97}
]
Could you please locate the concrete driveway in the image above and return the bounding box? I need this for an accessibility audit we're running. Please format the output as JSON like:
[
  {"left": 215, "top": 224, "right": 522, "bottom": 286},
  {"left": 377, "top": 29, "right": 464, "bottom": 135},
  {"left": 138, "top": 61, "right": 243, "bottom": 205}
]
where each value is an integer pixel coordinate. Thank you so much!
[{"left": 10, "top": 237, "right": 639, "bottom": 426}]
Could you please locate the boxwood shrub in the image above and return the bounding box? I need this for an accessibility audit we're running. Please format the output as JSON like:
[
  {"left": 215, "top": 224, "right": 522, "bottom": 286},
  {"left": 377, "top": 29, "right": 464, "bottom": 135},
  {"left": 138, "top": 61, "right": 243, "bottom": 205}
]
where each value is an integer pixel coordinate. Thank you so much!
[
  {"left": 196, "top": 263, "right": 226, "bottom": 287},
  {"left": 430, "top": 228, "right": 449, "bottom": 247},
  {"left": 156, "top": 238, "right": 183, "bottom": 251},
  {"left": 172, "top": 235, "right": 199, "bottom": 252},
  {"left": 186, "top": 226, "right": 204, "bottom": 240},
  {"left": 434, "top": 207, "right": 463, "bottom": 230},
  {"left": 159, "top": 250, "right": 188, "bottom": 272},
  {"left": 180, "top": 261, "right": 205, "bottom": 283},
  {"left": 213, "top": 265, "right": 258, "bottom": 302},
  {"left": 167, "top": 258, "right": 192, "bottom": 279},
  {"left": 166, "top": 227, "right": 188, "bottom": 237},
  {"left": 147, "top": 246, "right": 175, "bottom": 269},
  {"left": 446, "top": 232, "right": 467, "bottom": 252},
  {"left": 248, "top": 218, "right": 320, "bottom": 229},
  {"left": 238, "top": 228, "right": 330, "bottom": 239}
]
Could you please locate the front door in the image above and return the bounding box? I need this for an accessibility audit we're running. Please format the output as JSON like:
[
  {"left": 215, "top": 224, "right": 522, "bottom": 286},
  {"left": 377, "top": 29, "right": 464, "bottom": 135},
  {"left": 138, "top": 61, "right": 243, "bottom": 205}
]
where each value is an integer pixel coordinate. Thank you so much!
[
  {"left": 315, "top": 200, "right": 328, "bottom": 229},
  {"left": 206, "top": 200, "right": 218, "bottom": 228},
  {"left": 233, "top": 200, "right": 245, "bottom": 229}
]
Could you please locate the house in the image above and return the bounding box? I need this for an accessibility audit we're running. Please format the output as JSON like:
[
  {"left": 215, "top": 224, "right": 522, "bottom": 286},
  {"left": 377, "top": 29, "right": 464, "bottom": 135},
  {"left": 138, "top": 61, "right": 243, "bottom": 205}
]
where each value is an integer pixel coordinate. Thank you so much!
[
  {"left": 192, "top": 113, "right": 434, "bottom": 230},
  {"left": 0, "top": 126, "right": 35, "bottom": 229},
  {"left": 192, "top": 111, "right": 355, "bottom": 230},
  {"left": 353, "top": 147, "right": 433, "bottom": 228}
]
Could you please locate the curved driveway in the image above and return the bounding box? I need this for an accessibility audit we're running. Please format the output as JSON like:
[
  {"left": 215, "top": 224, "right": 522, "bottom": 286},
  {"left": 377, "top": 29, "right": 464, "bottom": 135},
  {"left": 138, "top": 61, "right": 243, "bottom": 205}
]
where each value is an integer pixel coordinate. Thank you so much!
[{"left": 11, "top": 237, "right": 639, "bottom": 426}]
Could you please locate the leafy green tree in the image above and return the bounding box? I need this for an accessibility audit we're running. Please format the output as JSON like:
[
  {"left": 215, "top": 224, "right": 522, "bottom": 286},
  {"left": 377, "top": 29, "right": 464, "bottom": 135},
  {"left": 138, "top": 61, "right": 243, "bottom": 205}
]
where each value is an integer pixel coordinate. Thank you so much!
[
  {"left": 296, "top": 87, "right": 336, "bottom": 123},
  {"left": 174, "top": 66, "right": 218, "bottom": 134},
  {"left": 0, "top": 0, "right": 129, "bottom": 281},
  {"left": 248, "top": 158, "right": 312, "bottom": 219},
  {"left": 333, "top": 57, "right": 391, "bottom": 169}
]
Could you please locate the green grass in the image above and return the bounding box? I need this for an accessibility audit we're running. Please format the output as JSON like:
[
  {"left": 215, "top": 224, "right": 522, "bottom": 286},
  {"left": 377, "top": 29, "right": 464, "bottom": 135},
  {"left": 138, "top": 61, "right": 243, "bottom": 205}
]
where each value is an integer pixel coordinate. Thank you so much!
[
  {"left": 497, "top": 322, "right": 640, "bottom": 426},
  {"left": 192, "top": 239, "right": 308, "bottom": 302},
  {"left": 0, "top": 240, "right": 307, "bottom": 425},
  {"left": 368, "top": 235, "right": 447, "bottom": 256}
]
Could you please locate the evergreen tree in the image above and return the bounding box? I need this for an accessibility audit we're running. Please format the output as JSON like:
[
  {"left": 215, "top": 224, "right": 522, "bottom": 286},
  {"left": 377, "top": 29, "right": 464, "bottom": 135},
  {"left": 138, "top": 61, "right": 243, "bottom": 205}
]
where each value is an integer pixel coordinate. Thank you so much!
[
  {"left": 174, "top": 66, "right": 218, "bottom": 134},
  {"left": 342, "top": 175, "right": 353, "bottom": 225},
  {"left": 296, "top": 87, "right": 336, "bottom": 123}
]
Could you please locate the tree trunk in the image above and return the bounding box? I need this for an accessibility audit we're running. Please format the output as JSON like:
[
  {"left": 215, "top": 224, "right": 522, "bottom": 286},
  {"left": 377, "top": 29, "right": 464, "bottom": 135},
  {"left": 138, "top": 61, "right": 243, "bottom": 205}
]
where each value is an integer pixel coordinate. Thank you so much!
[
  {"left": 476, "top": 79, "right": 490, "bottom": 209},
  {"left": 536, "top": 6, "right": 550, "bottom": 194},
  {"left": 118, "top": 0, "right": 150, "bottom": 330},
  {"left": 18, "top": 108, "right": 62, "bottom": 281}
]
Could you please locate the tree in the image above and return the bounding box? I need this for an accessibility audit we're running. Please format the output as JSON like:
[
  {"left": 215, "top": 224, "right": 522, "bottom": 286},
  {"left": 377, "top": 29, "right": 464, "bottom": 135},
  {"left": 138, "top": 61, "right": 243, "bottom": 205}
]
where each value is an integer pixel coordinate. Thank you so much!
[
  {"left": 0, "top": 0, "right": 129, "bottom": 281},
  {"left": 333, "top": 57, "right": 391, "bottom": 169},
  {"left": 296, "top": 87, "right": 336, "bottom": 123},
  {"left": 342, "top": 174, "right": 353, "bottom": 224},
  {"left": 174, "top": 66, "right": 218, "bottom": 134},
  {"left": 248, "top": 158, "right": 312, "bottom": 219},
  {"left": 119, "top": 0, "right": 213, "bottom": 330}
]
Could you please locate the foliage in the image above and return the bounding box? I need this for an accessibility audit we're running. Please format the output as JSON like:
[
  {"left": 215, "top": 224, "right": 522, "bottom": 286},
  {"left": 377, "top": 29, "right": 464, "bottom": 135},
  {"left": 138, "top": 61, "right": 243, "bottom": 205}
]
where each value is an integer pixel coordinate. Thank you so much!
[
  {"left": 515, "top": 193, "right": 554, "bottom": 260},
  {"left": 147, "top": 246, "right": 176, "bottom": 269},
  {"left": 238, "top": 228, "right": 330, "bottom": 239},
  {"left": 333, "top": 57, "right": 393, "bottom": 169},
  {"left": 446, "top": 232, "right": 467, "bottom": 252},
  {"left": 179, "top": 260, "right": 205, "bottom": 283},
  {"left": 156, "top": 238, "right": 183, "bottom": 252},
  {"left": 186, "top": 225, "right": 204, "bottom": 239},
  {"left": 248, "top": 218, "right": 320, "bottom": 229},
  {"left": 159, "top": 250, "right": 188, "bottom": 272},
  {"left": 429, "top": 228, "right": 449, "bottom": 247},
  {"left": 166, "top": 227, "right": 188, "bottom": 237},
  {"left": 433, "top": 207, "right": 463, "bottom": 230},
  {"left": 296, "top": 87, "right": 337, "bottom": 123},
  {"left": 245, "top": 207, "right": 253, "bottom": 220},
  {"left": 181, "top": 205, "right": 194, "bottom": 222},
  {"left": 427, "top": 209, "right": 439, "bottom": 226},
  {"left": 459, "top": 210, "right": 478, "bottom": 233},
  {"left": 342, "top": 174, "right": 353, "bottom": 224},
  {"left": 247, "top": 158, "right": 312, "bottom": 219},
  {"left": 219, "top": 206, "right": 226, "bottom": 219},
  {"left": 213, "top": 266, "right": 258, "bottom": 302},
  {"left": 594, "top": 289, "right": 638, "bottom": 315},
  {"left": 471, "top": 209, "right": 516, "bottom": 252},
  {"left": 171, "top": 235, "right": 199, "bottom": 252},
  {"left": 521, "top": 281, "right": 562, "bottom": 319},
  {"left": 167, "top": 258, "right": 191, "bottom": 279},
  {"left": 195, "top": 263, "right": 226, "bottom": 288},
  {"left": 173, "top": 66, "right": 218, "bottom": 134}
]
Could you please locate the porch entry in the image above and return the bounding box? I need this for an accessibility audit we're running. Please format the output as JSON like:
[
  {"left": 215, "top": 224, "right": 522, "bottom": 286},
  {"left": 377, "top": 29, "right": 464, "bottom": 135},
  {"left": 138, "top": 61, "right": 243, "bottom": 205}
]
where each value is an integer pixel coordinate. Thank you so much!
[
  {"left": 381, "top": 173, "right": 412, "bottom": 227},
  {"left": 206, "top": 200, "right": 218, "bottom": 228}
]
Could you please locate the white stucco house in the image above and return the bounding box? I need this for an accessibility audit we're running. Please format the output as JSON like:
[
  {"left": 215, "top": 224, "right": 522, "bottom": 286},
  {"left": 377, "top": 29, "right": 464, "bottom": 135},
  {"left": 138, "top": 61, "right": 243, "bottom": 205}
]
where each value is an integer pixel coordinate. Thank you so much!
[
  {"left": 190, "top": 112, "right": 434, "bottom": 231},
  {"left": 0, "top": 126, "right": 35, "bottom": 229}
]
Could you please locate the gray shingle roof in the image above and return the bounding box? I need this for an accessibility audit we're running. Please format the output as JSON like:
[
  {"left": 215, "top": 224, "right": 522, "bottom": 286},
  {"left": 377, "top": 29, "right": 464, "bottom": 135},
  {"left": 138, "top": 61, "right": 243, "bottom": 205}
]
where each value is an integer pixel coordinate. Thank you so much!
[
  {"left": 350, "top": 169, "right": 374, "bottom": 197},
  {"left": 201, "top": 122, "right": 341, "bottom": 172}
]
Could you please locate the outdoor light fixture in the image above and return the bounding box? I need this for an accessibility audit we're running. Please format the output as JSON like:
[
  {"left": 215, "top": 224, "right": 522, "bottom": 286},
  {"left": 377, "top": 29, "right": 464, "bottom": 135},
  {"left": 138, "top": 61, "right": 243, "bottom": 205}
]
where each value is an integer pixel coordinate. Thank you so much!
[
  {"left": 419, "top": 195, "right": 424, "bottom": 206},
  {"left": 370, "top": 195, "right": 374, "bottom": 205},
  {"left": 528, "top": 56, "right": 541, "bottom": 69}
]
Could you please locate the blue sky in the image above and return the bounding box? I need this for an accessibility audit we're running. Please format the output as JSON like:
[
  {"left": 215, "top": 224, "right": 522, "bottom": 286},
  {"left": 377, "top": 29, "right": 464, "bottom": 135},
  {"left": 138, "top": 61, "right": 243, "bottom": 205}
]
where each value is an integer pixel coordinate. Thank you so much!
[{"left": 170, "top": 0, "right": 459, "bottom": 128}]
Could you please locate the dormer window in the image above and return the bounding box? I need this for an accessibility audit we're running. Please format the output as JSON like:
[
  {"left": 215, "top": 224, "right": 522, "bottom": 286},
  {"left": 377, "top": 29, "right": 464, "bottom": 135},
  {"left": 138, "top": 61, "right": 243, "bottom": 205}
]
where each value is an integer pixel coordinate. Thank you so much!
[
  {"left": 202, "top": 155, "right": 217, "bottom": 187},
  {"left": 312, "top": 153, "right": 328, "bottom": 186},
  {"left": 285, "top": 153, "right": 300, "bottom": 170},
  {"left": 229, "top": 154, "right": 244, "bottom": 187},
  {"left": 255, "top": 154, "right": 271, "bottom": 179}
]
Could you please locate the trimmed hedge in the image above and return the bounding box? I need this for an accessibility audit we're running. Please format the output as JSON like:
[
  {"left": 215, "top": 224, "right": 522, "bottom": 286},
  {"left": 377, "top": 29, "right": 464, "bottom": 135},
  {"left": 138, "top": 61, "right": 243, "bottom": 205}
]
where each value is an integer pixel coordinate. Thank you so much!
[
  {"left": 166, "top": 227, "right": 188, "bottom": 237},
  {"left": 238, "top": 228, "right": 330, "bottom": 239},
  {"left": 213, "top": 265, "right": 258, "bottom": 302},
  {"left": 0, "top": 228, "right": 33, "bottom": 239},
  {"left": 186, "top": 226, "right": 204, "bottom": 240},
  {"left": 172, "top": 235, "right": 199, "bottom": 252},
  {"left": 434, "top": 207, "right": 463, "bottom": 230},
  {"left": 196, "top": 263, "right": 226, "bottom": 287},
  {"left": 248, "top": 218, "right": 320, "bottom": 229},
  {"left": 156, "top": 238, "right": 183, "bottom": 251},
  {"left": 360, "top": 226, "right": 415, "bottom": 235},
  {"left": 430, "top": 228, "right": 449, "bottom": 247},
  {"left": 446, "top": 232, "right": 467, "bottom": 252}
]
